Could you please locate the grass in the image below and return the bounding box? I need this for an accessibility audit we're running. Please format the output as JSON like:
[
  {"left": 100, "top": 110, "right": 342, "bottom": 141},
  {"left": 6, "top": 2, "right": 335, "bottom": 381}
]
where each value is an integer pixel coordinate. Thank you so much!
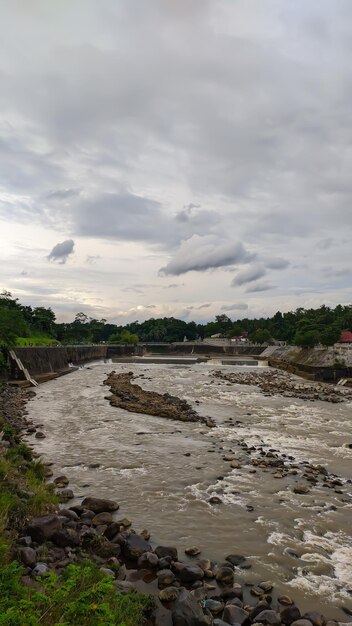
[
  {"left": 15, "top": 337, "right": 60, "bottom": 347},
  {"left": 0, "top": 560, "right": 154, "bottom": 626}
]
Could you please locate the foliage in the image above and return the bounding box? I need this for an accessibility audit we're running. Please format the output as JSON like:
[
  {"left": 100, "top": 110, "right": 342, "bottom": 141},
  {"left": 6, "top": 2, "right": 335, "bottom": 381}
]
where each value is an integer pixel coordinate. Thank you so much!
[
  {"left": 294, "top": 330, "right": 320, "bottom": 347},
  {"left": 15, "top": 337, "right": 60, "bottom": 347},
  {"left": 250, "top": 328, "right": 272, "bottom": 344},
  {"left": 0, "top": 560, "right": 154, "bottom": 626},
  {"left": 1, "top": 290, "right": 352, "bottom": 347}
]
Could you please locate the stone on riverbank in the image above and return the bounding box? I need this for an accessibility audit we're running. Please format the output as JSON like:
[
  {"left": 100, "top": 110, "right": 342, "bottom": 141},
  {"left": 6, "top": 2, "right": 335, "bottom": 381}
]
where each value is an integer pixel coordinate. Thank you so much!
[
  {"left": 81, "top": 496, "right": 119, "bottom": 513},
  {"left": 172, "top": 589, "right": 212, "bottom": 625}
]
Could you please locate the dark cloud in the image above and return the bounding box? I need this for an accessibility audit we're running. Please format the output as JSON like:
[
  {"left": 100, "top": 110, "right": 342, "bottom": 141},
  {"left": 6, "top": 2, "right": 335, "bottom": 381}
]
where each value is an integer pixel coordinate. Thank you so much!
[
  {"left": 160, "top": 236, "right": 253, "bottom": 275},
  {"left": 265, "top": 258, "right": 290, "bottom": 270},
  {"left": 48, "top": 239, "right": 75, "bottom": 264},
  {"left": 231, "top": 264, "right": 266, "bottom": 287}
]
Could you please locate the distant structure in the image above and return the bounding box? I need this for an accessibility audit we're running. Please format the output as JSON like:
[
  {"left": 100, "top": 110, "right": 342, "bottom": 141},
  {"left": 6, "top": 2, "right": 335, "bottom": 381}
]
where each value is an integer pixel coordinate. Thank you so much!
[
  {"left": 338, "top": 330, "right": 352, "bottom": 343},
  {"left": 230, "top": 331, "right": 248, "bottom": 343}
]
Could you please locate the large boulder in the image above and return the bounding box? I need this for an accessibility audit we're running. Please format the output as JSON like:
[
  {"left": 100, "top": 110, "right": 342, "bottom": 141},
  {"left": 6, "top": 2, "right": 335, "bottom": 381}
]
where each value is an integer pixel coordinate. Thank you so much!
[
  {"left": 255, "top": 609, "right": 281, "bottom": 625},
  {"left": 173, "top": 562, "right": 205, "bottom": 583},
  {"left": 215, "top": 566, "right": 234, "bottom": 586},
  {"left": 123, "top": 534, "right": 151, "bottom": 560},
  {"left": 172, "top": 589, "right": 212, "bottom": 626},
  {"left": 26, "top": 515, "right": 62, "bottom": 543},
  {"left": 155, "top": 545, "right": 178, "bottom": 560},
  {"left": 223, "top": 604, "right": 249, "bottom": 625},
  {"left": 81, "top": 497, "right": 119, "bottom": 513}
]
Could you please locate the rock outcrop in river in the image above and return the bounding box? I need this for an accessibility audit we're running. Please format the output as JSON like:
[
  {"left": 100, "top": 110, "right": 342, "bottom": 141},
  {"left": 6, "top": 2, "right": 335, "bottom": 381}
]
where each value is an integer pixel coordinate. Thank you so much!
[{"left": 104, "top": 371, "right": 215, "bottom": 427}]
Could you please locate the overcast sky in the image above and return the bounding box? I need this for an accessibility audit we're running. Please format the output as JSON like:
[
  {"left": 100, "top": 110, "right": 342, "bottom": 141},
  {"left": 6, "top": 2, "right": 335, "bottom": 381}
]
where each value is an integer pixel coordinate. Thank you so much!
[{"left": 1, "top": 0, "right": 351, "bottom": 324}]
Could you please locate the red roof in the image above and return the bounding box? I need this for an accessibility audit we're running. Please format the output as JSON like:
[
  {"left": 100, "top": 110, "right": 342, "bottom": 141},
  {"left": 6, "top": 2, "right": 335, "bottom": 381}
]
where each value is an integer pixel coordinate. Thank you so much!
[{"left": 339, "top": 330, "right": 352, "bottom": 343}]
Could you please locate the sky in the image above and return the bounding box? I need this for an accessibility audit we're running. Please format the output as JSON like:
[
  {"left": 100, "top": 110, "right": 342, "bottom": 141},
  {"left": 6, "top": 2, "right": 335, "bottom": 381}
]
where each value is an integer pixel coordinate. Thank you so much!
[{"left": 0, "top": 0, "right": 351, "bottom": 324}]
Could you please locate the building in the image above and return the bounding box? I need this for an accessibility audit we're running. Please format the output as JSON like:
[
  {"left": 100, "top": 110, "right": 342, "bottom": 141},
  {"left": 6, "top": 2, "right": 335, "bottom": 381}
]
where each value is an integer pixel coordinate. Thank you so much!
[
  {"left": 230, "top": 331, "right": 248, "bottom": 343},
  {"left": 338, "top": 330, "right": 352, "bottom": 343}
]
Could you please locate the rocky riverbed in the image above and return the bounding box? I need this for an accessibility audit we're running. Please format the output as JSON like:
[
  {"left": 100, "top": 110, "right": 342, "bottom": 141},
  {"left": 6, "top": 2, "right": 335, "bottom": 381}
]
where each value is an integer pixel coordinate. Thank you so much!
[
  {"left": 211, "top": 369, "right": 352, "bottom": 403},
  {"left": 1, "top": 384, "right": 347, "bottom": 626},
  {"left": 104, "top": 370, "right": 215, "bottom": 427},
  {"left": 11, "top": 362, "right": 352, "bottom": 623}
]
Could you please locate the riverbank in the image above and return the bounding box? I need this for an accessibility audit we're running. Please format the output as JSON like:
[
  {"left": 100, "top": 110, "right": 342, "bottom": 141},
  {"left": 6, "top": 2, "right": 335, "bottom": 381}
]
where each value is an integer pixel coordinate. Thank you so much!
[{"left": 1, "top": 373, "right": 351, "bottom": 624}]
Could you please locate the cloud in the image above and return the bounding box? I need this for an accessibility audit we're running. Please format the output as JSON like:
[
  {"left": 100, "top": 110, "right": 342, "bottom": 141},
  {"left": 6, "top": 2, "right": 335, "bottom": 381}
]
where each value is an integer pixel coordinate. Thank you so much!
[
  {"left": 47, "top": 239, "right": 75, "bottom": 264},
  {"left": 265, "top": 258, "right": 290, "bottom": 270},
  {"left": 160, "top": 235, "right": 253, "bottom": 275},
  {"left": 221, "top": 303, "right": 248, "bottom": 311},
  {"left": 231, "top": 264, "right": 266, "bottom": 287},
  {"left": 246, "top": 282, "right": 276, "bottom": 293}
]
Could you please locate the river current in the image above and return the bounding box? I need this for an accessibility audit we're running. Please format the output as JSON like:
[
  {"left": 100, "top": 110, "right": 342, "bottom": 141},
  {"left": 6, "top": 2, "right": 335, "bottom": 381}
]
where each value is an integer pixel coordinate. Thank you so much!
[{"left": 26, "top": 361, "right": 352, "bottom": 620}]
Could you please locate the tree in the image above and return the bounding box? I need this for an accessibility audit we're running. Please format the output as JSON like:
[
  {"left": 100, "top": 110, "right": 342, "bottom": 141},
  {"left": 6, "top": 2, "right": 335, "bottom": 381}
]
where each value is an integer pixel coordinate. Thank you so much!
[
  {"left": 320, "top": 327, "right": 340, "bottom": 346},
  {"left": 108, "top": 333, "right": 120, "bottom": 344},
  {"left": 294, "top": 330, "right": 320, "bottom": 347},
  {"left": 0, "top": 304, "right": 28, "bottom": 347},
  {"left": 120, "top": 330, "right": 139, "bottom": 345},
  {"left": 251, "top": 329, "right": 272, "bottom": 344}
]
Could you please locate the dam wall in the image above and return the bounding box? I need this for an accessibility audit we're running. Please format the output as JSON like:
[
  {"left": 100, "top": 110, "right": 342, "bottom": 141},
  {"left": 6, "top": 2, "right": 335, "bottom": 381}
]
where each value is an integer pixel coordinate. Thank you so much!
[
  {"left": 261, "top": 345, "right": 352, "bottom": 381},
  {"left": 11, "top": 346, "right": 108, "bottom": 377},
  {"left": 140, "top": 343, "right": 266, "bottom": 356}
]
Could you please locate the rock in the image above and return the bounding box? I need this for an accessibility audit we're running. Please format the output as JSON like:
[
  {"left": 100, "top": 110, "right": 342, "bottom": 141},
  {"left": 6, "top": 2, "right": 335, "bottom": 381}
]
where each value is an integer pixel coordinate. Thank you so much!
[
  {"left": 281, "top": 605, "right": 301, "bottom": 625},
  {"left": 291, "top": 621, "right": 315, "bottom": 626},
  {"left": 100, "top": 567, "right": 115, "bottom": 577},
  {"left": 104, "top": 522, "right": 121, "bottom": 540},
  {"left": 157, "top": 569, "right": 176, "bottom": 587},
  {"left": 302, "top": 613, "right": 326, "bottom": 626},
  {"left": 17, "top": 536, "right": 33, "bottom": 547},
  {"left": 140, "top": 528, "right": 150, "bottom": 540},
  {"left": 172, "top": 589, "right": 211, "bottom": 625},
  {"left": 114, "top": 580, "right": 136, "bottom": 594},
  {"left": 155, "top": 545, "right": 178, "bottom": 560},
  {"left": 255, "top": 609, "right": 281, "bottom": 625},
  {"left": 137, "top": 551, "right": 159, "bottom": 569},
  {"left": 92, "top": 512, "right": 113, "bottom": 526},
  {"left": 215, "top": 566, "right": 234, "bottom": 586},
  {"left": 173, "top": 562, "right": 205, "bottom": 583},
  {"left": 27, "top": 514, "right": 63, "bottom": 543},
  {"left": 249, "top": 602, "right": 272, "bottom": 621},
  {"left": 60, "top": 508, "right": 79, "bottom": 521},
  {"left": 117, "top": 517, "right": 132, "bottom": 528},
  {"left": 123, "top": 534, "right": 151, "bottom": 560},
  {"left": 159, "top": 586, "right": 180, "bottom": 602},
  {"left": 19, "top": 547, "right": 36, "bottom": 568},
  {"left": 225, "top": 554, "right": 246, "bottom": 567},
  {"left": 278, "top": 595, "right": 294, "bottom": 606},
  {"left": 205, "top": 599, "right": 223, "bottom": 615},
  {"left": 56, "top": 488, "right": 74, "bottom": 502},
  {"left": 259, "top": 581, "right": 273, "bottom": 592},
  {"left": 35, "top": 431, "right": 45, "bottom": 439},
  {"left": 213, "top": 621, "right": 228, "bottom": 626},
  {"left": 223, "top": 604, "right": 249, "bottom": 624},
  {"left": 54, "top": 475, "right": 69, "bottom": 486},
  {"left": 81, "top": 496, "right": 119, "bottom": 513},
  {"left": 208, "top": 496, "right": 222, "bottom": 505},
  {"left": 185, "top": 546, "right": 201, "bottom": 557},
  {"left": 32, "top": 562, "right": 49, "bottom": 578},
  {"left": 293, "top": 484, "right": 310, "bottom": 494},
  {"left": 51, "top": 529, "right": 79, "bottom": 548},
  {"left": 230, "top": 461, "right": 241, "bottom": 469}
]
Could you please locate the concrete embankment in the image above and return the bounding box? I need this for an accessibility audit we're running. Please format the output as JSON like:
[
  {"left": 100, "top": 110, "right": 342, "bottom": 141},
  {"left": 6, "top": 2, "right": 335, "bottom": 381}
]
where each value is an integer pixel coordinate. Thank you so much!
[
  {"left": 9, "top": 345, "right": 135, "bottom": 383},
  {"left": 261, "top": 345, "right": 352, "bottom": 381},
  {"left": 140, "top": 343, "right": 266, "bottom": 356}
]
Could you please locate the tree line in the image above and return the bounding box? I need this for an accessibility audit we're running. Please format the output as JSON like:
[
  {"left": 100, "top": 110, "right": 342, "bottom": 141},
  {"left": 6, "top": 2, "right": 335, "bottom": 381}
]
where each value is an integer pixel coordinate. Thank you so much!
[{"left": 1, "top": 291, "right": 351, "bottom": 352}]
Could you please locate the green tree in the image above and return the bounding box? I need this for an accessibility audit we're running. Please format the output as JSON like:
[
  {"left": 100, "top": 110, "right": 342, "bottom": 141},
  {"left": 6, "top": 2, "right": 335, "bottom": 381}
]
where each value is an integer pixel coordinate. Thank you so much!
[
  {"left": 120, "top": 330, "right": 139, "bottom": 345},
  {"left": 294, "top": 330, "right": 320, "bottom": 347},
  {"left": 251, "top": 328, "right": 272, "bottom": 344}
]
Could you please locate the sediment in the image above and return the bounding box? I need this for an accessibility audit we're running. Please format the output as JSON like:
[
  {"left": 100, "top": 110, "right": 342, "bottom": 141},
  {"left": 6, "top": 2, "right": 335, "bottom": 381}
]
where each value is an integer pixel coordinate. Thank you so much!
[
  {"left": 104, "top": 370, "right": 216, "bottom": 427},
  {"left": 212, "top": 368, "right": 352, "bottom": 403},
  {"left": 0, "top": 383, "right": 348, "bottom": 625}
]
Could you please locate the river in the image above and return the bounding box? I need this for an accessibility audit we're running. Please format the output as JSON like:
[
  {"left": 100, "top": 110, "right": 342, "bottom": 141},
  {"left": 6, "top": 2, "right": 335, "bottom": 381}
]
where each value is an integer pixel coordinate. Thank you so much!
[{"left": 25, "top": 360, "right": 352, "bottom": 620}]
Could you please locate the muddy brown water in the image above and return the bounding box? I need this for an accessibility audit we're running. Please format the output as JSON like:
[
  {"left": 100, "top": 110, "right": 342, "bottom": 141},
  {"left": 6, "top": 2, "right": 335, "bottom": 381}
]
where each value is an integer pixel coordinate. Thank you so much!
[{"left": 26, "top": 361, "right": 352, "bottom": 620}]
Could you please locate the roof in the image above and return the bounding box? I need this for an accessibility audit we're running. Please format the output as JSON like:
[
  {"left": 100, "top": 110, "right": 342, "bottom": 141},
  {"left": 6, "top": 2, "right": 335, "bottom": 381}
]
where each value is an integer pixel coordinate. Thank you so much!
[{"left": 339, "top": 330, "right": 352, "bottom": 343}]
